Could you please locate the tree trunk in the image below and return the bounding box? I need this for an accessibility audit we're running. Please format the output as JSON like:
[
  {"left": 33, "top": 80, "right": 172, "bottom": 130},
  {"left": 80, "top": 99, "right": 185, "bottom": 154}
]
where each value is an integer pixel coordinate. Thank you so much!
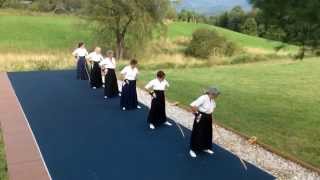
[{"left": 116, "top": 35, "right": 125, "bottom": 60}]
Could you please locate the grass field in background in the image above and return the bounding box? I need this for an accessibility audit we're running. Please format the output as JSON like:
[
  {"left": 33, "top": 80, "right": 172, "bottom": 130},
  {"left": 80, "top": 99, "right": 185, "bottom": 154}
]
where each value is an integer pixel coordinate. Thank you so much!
[
  {"left": 0, "top": 11, "right": 297, "bottom": 54},
  {"left": 139, "top": 58, "right": 320, "bottom": 167},
  {"left": 0, "top": 14, "right": 93, "bottom": 52},
  {"left": 167, "top": 22, "right": 298, "bottom": 54}
]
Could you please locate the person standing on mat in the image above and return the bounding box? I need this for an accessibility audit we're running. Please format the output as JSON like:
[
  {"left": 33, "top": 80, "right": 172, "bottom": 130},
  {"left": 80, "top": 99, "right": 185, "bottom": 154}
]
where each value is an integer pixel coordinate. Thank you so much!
[
  {"left": 87, "top": 47, "right": 104, "bottom": 89},
  {"left": 145, "top": 71, "right": 172, "bottom": 130},
  {"left": 189, "top": 86, "right": 220, "bottom": 158},
  {"left": 120, "top": 59, "right": 142, "bottom": 111},
  {"left": 72, "top": 42, "right": 89, "bottom": 80},
  {"left": 99, "top": 50, "right": 119, "bottom": 99}
]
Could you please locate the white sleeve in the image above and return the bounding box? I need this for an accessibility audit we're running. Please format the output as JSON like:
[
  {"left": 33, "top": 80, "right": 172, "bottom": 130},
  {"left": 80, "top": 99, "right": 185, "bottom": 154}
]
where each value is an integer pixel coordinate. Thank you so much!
[
  {"left": 87, "top": 53, "right": 93, "bottom": 61},
  {"left": 99, "top": 55, "right": 104, "bottom": 61},
  {"left": 72, "top": 49, "right": 78, "bottom": 56},
  {"left": 145, "top": 80, "right": 154, "bottom": 89},
  {"left": 190, "top": 96, "right": 205, "bottom": 107},
  {"left": 85, "top": 49, "right": 89, "bottom": 57},
  {"left": 120, "top": 66, "right": 127, "bottom": 75},
  {"left": 165, "top": 80, "right": 170, "bottom": 88},
  {"left": 99, "top": 60, "right": 105, "bottom": 66}
]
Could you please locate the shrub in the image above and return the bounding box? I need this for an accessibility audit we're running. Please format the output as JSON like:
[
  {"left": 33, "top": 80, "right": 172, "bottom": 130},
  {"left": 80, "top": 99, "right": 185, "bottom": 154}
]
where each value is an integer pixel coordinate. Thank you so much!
[{"left": 186, "top": 28, "right": 238, "bottom": 59}]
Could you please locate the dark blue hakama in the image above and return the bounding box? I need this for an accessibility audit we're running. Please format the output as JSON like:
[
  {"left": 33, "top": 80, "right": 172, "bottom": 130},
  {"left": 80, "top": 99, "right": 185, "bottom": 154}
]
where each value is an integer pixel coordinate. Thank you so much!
[
  {"left": 90, "top": 62, "right": 103, "bottom": 88},
  {"left": 104, "top": 68, "right": 119, "bottom": 98},
  {"left": 120, "top": 80, "right": 138, "bottom": 110},
  {"left": 76, "top": 56, "right": 89, "bottom": 80},
  {"left": 190, "top": 112, "right": 213, "bottom": 151},
  {"left": 147, "top": 90, "right": 167, "bottom": 127}
]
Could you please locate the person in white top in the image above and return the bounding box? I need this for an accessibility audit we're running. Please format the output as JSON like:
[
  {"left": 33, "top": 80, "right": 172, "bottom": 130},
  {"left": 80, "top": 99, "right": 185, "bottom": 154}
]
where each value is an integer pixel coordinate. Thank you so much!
[
  {"left": 72, "top": 42, "right": 89, "bottom": 80},
  {"left": 120, "top": 59, "right": 141, "bottom": 110},
  {"left": 145, "top": 71, "right": 172, "bottom": 130},
  {"left": 87, "top": 47, "right": 104, "bottom": 89},
  {"left": 189, "top": 86, "right": 220, "bottom": 158},
  {"left": 99, "top": 50, "right": 119, "bottom": 99}
]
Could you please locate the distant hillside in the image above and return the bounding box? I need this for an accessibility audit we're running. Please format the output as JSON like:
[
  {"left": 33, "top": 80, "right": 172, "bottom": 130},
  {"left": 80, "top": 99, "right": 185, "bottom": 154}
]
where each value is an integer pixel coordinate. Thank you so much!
[
  {"left": 174, "top": 0, "right": 252, "bottom": 15},
  {"left": 167, "top": 22, "right": 298, "bottom": 53}
]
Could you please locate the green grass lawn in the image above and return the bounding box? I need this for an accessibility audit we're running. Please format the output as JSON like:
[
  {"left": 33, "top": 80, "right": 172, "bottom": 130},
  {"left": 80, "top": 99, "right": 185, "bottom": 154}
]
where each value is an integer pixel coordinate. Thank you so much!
[
  {"left": 167, "top": 22, "right": 298, "bottom": 53},
  {"left": 138, "top": 58, "right": 320, "bottom": 168},
  {"left": 0, "top": 14, "right": 93, "bottom": 52},
  {"left": 0, "top": 11, "right": 297, "bottom": 54}
]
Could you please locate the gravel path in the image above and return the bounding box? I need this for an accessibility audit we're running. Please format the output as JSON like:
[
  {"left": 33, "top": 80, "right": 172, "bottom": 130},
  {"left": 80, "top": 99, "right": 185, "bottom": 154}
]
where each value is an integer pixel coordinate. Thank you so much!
[{"left": 133, "top": 86, "right": 320, "bottom": 180}]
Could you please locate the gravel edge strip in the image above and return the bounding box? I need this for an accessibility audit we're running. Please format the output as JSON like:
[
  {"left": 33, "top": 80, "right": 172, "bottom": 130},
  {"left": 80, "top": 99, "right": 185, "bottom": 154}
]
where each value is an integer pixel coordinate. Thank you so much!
[{"left": 134, "top": 86, "right": 320, "bottom": 180}]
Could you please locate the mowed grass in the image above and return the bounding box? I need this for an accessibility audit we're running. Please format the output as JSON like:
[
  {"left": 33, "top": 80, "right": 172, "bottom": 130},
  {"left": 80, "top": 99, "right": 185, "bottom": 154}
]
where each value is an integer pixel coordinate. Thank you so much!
[
  {"left": 138, "top": 58, "right": 320, "bottom": 167},
  {"left": 167, "top": 22, "right": 298, "bottom": 53},
  {"left": 0, "top": 12, "right": 296, "bottom": 54},
  {"left": 0, "top": 14, "right": 93, "bottom": 52}
]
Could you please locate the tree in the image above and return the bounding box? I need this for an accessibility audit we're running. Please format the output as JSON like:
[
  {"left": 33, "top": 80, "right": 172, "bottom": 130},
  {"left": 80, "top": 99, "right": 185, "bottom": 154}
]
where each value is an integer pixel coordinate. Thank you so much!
[
  {"left": 227, "top": 6, "right": 246, "bottom": 32},
  {"left": 166, "top": 4, "right": 177, "bottom": 20},
  {"left": 186, "top": 28, "right": 238, "bottom": 59},
  {"left": 241, "top": 17, "right": 258, "bottom": 36},
  {"left": 0, "top": 0, "right": 6, "bottom": 7},
  {"left": 85, "top": 0, "right": 169, "bottom": 59},
  {"left": 250, "top": 0, "right": 320, "bottom": 59},
  {"left": 216, "top": 12, "right": 229, "bottom": 28}
]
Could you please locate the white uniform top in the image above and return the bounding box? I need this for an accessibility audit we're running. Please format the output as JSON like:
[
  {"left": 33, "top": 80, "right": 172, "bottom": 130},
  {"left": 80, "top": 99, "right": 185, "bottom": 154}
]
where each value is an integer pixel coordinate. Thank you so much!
[
  {"left": 190, "top": 95, "right": 216, "bottom": 114},
  {"left": 121, "top": 66, "right": 139, "bottom": 80},
  {"left": 145, "top": 79, "right": 169, "bottom": 91},
  {"left": 72, "top": 48, "right": 88, "bottom": 57},
  {"left": 99, "top": 57, "right": 116, "bottom": 69},
  {"left": 87, "top": 52, "right": 104, "bottom": 62}
]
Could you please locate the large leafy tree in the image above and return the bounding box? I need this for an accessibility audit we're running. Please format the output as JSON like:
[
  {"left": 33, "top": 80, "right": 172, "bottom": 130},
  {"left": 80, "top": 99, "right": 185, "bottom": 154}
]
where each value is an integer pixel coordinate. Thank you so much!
[
  {"left": 227, "top": 6, "right": 246, "bottom": 32},
  {"left": 250, "top": 0, "right": 320, "bottom": 59},
  {"left": 241, "top": 17, "right": 258, "bottom": 36},
  {"left": 0, "top": 0, "right": 5, "bottom": 7},
  {"left": 85, "top": 0, "right": 169, "bottom": 59}
]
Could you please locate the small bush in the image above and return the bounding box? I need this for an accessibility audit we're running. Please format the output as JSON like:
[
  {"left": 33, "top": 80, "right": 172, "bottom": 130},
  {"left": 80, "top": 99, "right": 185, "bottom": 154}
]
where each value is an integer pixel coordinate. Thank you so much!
[{"left": 186, "top": 28, "right": 238, "bottom": 59}]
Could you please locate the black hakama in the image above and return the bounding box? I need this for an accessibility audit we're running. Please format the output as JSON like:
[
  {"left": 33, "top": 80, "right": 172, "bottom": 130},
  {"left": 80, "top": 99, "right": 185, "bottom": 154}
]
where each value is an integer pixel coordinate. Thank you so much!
[
  {"left": 120, "top": 80, "right": 138, "bottom": 110},
  {"left": 76, "top": 56, "right": 89, "bottom": 80},
  {"left": 90, "top": 62, "right": 103, "bottom": 88},
  {"left": 190, "top": 112, "right": 213, "bottom": 151},
  {"left": 104, "top": 68, "right": 119, "bottom": 98},
  {"left": 147, "top": 90, "right": 167, "bottom": 126}
]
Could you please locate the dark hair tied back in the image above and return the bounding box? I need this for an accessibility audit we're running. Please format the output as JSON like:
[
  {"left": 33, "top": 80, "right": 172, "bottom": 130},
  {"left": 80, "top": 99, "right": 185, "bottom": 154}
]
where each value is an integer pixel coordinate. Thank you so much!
[
  {"left": 130, "top": 59, "right": 138, "bottom": 65},
  {"left": 78, "top": 42, "right": 84, "bottom": 48},
  {"left": 156, "top": 70, "right": 166, "bottom": 79}
]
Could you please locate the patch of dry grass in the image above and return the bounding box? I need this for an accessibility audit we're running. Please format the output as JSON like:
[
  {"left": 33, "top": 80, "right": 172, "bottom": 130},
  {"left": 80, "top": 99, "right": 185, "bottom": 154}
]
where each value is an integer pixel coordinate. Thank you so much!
[{"left": 0, "top": 52, "right": 75, "bottom": 72}]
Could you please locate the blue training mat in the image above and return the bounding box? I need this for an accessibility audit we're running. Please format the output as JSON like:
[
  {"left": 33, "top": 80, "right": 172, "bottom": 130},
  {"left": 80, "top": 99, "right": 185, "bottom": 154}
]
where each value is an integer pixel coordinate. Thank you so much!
[{"left": 9, "top": 70, "right": 275, "bottom": 180}]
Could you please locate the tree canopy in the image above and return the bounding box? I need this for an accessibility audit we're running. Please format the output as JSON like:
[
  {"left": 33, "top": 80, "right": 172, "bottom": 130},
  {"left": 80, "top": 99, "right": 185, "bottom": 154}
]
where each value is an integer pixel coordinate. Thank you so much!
[
  {"left": 250, "top": 0, "right": 320, "bottom": 59},
  {"left": 85, "top": 0, "right": 170, "bottom": 59}
]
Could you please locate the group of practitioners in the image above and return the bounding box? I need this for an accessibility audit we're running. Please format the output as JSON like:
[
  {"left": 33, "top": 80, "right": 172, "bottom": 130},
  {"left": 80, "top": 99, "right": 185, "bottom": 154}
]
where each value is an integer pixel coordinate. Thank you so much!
[{"left": 72, "top": 42, "right": 221, "bottom": 158}]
